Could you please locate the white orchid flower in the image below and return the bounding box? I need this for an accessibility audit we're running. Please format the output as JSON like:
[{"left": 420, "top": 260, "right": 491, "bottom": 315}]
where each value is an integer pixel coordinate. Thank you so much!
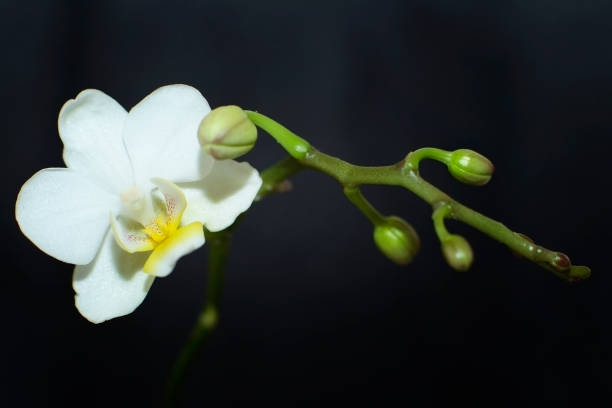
[{"left": 15, "top": 84, "right": 262, "bottom": 323}]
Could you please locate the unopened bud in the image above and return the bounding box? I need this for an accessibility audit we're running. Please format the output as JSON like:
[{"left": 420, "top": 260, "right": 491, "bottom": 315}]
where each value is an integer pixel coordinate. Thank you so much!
[
  {"left": 441, "top": 234, "right": 473, "bottom": 271},
  {"left": 551, "top": 252, "right": 571, "bottom": 272},
  {"left": 568, "top": 265, "right": 591, "bottom": 282},
  {"left": 447, "top": 149, "right": 494, "bottom": 186},
  {"left": 373, "top": 216, "right": 420, "bottom": 265},
  {"left": 198, "top": 105, "right": 257, "bottom": 160}
]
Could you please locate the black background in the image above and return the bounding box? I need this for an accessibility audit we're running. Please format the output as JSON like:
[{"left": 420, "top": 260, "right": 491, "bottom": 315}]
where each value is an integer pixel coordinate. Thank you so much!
[{"left": 2, "top": 1, "right": 611, "bottom": 406}]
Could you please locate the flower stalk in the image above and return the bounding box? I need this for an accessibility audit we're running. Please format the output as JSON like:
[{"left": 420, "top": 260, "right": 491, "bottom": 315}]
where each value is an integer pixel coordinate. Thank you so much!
[
  {"left": 343, "top": 186, "right": 387, "bottom": 226},
  {"left": 247, "top": 112, "right": 591, "bottom": 282},
  {"left": 163, "top": 228, "right": 232, "bottom": 407},
  {"left": 246, "top": 110, "right": 311, "bottom": 160},
  {"left": 256, "top": 156, "right": 304, "bottom": 200}
]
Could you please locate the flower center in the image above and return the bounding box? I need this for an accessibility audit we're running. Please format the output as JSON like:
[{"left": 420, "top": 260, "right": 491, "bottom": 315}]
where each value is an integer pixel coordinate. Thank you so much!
[
  {"left": 110, "top": 178, "right": 205, "bottom": 278},
  {"left": 111, "top": 178, "right": 188, "bottom": 254},
  {"left": 142, "top": 214, "right": 177, "bottom": 243}
]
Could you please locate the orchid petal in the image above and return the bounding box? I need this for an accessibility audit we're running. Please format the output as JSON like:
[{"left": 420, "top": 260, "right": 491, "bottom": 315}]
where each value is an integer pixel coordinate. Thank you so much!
[
  {"left": 58, "top": 89, "right": 132, "bottom": 194},
  {"left": 122, "top": 84, "right": 214, "bottom": 185},
  {"left": 143, "top": 222, "right": 205, "bottom": 277},
  {"left": 16, "top": 168, "right": 118, "bottom": 265},
  {"left": 179, "top": 160, "right": 262, "bottom": 231},
  {"left": 73, "top": 232, "right": 154, "bottom": 323},
  {"left": 110, "top": 214, "right": 155, "bottom": 253}
]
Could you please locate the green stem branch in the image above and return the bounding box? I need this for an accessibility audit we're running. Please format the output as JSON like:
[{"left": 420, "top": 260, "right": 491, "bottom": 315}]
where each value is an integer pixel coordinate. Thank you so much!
[
  {"left": 404, "top": 147, "right": 452, "bottom": 172},
  {"left": 246, "top": 110, "right": 311, "bottom": 159},
  {"left": 432, "top": 204, "right": 452, "bottom": 241},
  {"left": 256, "top": 156, "right": 304, "bottom": 200},
  {"left": 248, "top": 112, "right": 590, "bottom": 282},
  {"left": 343, "top": 186, "right": 387, "bottom": 226}
]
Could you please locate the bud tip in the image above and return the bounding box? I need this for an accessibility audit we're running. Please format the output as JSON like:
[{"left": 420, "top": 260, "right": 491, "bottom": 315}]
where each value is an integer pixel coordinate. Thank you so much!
[{"left": 441, "top": 234, "right": 473, "bottom": 271}]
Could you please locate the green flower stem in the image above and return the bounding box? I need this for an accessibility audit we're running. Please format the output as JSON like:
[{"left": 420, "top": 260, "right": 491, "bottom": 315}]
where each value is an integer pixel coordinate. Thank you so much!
[
  {"left": 246, "top": 110, "right": 311, "bottom": 160},
  {"left": 432, "top": 204, "right": 452, "bottom": 241},
  {"left": 256, "top": 156, "right": 305, "bottom": 200},
  {"left": 163, "top": 228, "right": 233, "bottom": 407},
  {"left": 249, "top": 112, "right": 590, "bottom": 282},
  {"left": 404, "top": 147, "right": 452, "bottom": 172},
  {"left": 343, "top": 186, "right": 387, "bottom": 226}
]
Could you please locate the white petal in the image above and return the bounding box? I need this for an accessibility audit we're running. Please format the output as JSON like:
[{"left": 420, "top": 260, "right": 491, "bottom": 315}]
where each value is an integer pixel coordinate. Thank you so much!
[
  {"left": 58, "top": 89, "right": 133, "bottom": 194},
  {"left": 179, "top": 160, "right": 262, "bottom": 231},
  {"left": 143, "top": 222, "right": 205, "bottom": 277},
  {"left": 122, "top": 84, "right": 214, "bottom": 185},
  {"left": 16, "top": 168, "right": 118, "bottom": 265},
  {"left": 73, "top": 232, "right": 154, "bottom": 323}
]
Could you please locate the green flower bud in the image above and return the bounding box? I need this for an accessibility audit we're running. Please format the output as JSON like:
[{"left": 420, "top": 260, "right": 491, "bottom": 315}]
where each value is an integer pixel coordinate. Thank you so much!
[
  {"left": 441, "top": 234, "right": 473, "bottom": 271},
  {"left": 198, "top": 105, "right": 257, "bottom": 160},
  {"left": 373, "top": 216, "right": 420, "bottom": 265},
  {"left": 568, "top": 265, "right": 591, "bottom": 283},
  {"left": 447, "top": 149, "right": 494, "bottom": 186}
]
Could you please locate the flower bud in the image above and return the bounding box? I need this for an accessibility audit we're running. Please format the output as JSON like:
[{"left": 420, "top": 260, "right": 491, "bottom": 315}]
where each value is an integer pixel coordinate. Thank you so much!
[
  {"left": 198, "top": 105, "right": 257, "bottom": 160},
  {"left": 441, "top": 234, "right": 473, "bottom": 271},
  {"left": 568, "top": 265, "right": 591, "bottom": 282},
  {"left": 551, "top": 252, "right": 571, "bottom": 272},
  {"left": 447, "top": 149, "right": 494, "bottom": 186},
  {"left": 373, "top": 216, "right": 420, "bottom": 265}
]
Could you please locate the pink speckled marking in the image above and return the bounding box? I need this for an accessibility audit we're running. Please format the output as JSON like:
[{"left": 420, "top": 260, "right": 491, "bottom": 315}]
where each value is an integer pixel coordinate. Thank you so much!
[
  {"left": 166, "top": 197, "right": 176, "bottom": 215},
  {"left": 127, "top": 233, "right": 145, "bottom": 242}
]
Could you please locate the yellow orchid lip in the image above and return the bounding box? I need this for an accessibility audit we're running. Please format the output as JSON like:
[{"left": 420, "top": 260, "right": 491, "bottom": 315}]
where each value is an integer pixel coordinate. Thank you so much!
[{"left": 143, "top": 221, "right": 204, "bottom": 277}]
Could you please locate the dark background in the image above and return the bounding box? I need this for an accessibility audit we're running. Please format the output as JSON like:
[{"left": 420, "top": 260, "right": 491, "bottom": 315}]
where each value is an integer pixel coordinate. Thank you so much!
[{"left": 2, "top": 1, "right": 611, "bottom": 406}]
